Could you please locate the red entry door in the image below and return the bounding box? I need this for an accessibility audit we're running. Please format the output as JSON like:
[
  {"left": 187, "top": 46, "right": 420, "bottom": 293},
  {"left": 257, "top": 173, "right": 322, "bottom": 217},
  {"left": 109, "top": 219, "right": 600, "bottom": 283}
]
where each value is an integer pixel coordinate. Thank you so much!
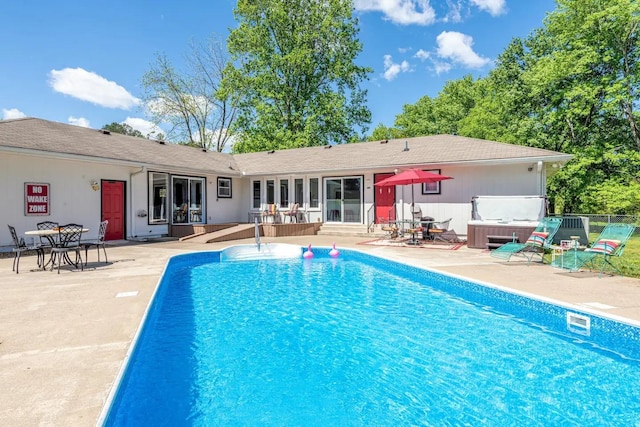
[
  {"left": 374, "top": 173, "right": 396, "bottom": 224},
  {"left": 102, "top": 180, "right": 125, "bottom": 240}
]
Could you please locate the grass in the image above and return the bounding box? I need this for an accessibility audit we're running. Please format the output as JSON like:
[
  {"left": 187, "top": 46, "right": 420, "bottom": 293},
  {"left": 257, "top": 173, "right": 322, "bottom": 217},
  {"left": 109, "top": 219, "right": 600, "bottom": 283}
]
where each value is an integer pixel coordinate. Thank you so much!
[
  {"left": 616, "top": 235, "right": 640, "bottom": 278},
  {"left": 545, "top": 233, "right": 640, "bottom": 278}
]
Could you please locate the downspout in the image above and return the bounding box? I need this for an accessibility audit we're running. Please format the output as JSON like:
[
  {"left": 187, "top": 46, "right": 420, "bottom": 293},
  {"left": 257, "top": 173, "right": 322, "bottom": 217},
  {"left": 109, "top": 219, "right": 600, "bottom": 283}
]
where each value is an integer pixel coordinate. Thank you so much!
[
  {"left": 536, "top": 161, "right": 544, "bottom": 196},
  {"left": 129, "top": 166, "right": 146, "bottom": 239}
]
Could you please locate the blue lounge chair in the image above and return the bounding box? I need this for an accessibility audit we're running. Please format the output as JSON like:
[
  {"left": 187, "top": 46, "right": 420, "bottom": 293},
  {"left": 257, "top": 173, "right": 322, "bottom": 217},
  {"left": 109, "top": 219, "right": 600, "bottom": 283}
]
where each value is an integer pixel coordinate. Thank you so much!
[
  {"left": 490, "top": 217, "right": 563, "bottom": 265},
  {"left": 551, "top": 223, "right": 636, "bottom": 277}
]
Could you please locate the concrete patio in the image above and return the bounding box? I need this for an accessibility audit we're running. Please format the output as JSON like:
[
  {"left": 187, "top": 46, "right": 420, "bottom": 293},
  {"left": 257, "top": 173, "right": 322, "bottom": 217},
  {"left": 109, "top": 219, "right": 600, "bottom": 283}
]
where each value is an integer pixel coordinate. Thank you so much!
[{"left": 1, "top": 236, "right": 639, "bottom": 426}]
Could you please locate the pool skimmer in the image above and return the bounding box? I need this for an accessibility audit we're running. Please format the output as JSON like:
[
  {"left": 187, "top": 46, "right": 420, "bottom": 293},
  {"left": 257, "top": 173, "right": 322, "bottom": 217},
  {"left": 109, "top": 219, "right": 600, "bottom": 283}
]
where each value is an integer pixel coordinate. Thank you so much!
[{"left": 567, "top": 312, "right": 591, "bottom": 336}]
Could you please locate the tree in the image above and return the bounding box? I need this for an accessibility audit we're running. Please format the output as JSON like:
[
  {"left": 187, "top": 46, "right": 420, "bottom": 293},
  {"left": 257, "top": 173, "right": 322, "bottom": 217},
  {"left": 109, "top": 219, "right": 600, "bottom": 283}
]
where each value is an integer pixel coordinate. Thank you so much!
[
  {"left": 390, "top": 75, "right": 477, "bottom": 138},
  {"left": 224, "top": 0, "right": 371, "bottom": 153},
  {"left": 141, "top": 35, "right": 237, "bottom": 152},
  {"left": 531, "top": 0, "right": 640, "bottom": 152},
  {"left": 102, "top": 122, "right": 144, "bottom": 138}
]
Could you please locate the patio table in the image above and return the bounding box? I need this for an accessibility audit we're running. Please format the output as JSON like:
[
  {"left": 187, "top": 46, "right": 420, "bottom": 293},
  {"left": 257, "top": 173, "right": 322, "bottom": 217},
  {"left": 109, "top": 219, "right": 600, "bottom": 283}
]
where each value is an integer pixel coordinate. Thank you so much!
[{"left": 25, "top": 228, "right": 88, "bottom": 270}]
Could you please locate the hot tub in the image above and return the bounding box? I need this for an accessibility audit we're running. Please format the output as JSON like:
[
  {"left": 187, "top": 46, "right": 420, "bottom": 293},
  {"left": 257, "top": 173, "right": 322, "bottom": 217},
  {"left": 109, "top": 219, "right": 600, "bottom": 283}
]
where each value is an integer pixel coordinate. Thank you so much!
[{"left": 467, "top": 196, "right": 546, "bottom": 249}]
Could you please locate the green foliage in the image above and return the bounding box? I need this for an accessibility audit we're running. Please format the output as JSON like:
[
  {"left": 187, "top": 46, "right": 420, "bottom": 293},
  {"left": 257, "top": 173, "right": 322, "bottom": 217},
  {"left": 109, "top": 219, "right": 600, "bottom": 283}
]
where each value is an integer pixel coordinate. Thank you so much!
[
  {"left": 225, "top": 0, "right": 371, "bottom": 153},
  {"left": 102, "top": 122, "right": 144, "bottom": 138},
  {"left": 393, "top": 76, "right": 478, "bottom": 137},
  {"left": 366, "top": 123, "right": 404, "bottom": 141}
]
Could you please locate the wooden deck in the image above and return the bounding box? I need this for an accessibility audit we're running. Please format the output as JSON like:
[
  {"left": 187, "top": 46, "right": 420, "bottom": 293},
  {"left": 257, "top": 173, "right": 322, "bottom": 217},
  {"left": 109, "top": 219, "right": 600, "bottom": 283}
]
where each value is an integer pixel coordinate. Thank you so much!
[{"left": 177, "top": 222, "right": 322, "bottom": 243}]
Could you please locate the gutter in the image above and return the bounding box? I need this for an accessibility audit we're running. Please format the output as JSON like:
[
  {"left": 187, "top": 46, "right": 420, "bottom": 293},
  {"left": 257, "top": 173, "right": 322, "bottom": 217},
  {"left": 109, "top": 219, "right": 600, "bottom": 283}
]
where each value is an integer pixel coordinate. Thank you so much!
[
  {"left": 129, "top": 166, "right": 146, "bottom": 239},
  {"left": 239, "top": 154, "right": 575, "bottom": 177},
  {"left": 0, "top": 146, "right": 242, "bottom": 177}
]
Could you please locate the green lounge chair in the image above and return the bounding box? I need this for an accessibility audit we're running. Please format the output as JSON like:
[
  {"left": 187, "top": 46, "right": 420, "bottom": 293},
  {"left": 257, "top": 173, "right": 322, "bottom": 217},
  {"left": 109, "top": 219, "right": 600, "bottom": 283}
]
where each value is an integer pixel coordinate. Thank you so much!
[
  {"left": 551, "top": 223, "right": 636, "bottom": 277},
  {"left": 490, "top": 217, "right": 563, "bottom": 265}
]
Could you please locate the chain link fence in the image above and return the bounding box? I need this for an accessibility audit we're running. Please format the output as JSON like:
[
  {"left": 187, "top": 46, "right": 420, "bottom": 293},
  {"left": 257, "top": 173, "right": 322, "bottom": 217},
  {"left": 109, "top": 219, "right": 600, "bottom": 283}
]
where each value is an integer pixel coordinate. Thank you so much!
[{"left": 563, "top": 214, "right": 639, "bottom": 235}]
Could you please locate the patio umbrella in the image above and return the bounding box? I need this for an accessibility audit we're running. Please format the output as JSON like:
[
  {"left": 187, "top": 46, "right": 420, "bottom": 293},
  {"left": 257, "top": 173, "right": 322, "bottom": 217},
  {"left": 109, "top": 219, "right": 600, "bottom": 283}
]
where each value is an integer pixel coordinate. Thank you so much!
[{"left": 374, "top": 168, "right": 453, "bottom": 228}]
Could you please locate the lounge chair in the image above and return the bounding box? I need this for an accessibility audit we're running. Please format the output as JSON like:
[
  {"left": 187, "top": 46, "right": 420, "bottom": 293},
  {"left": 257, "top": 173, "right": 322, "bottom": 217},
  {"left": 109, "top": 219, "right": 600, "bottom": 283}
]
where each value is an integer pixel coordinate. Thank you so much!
[
  {"left": 8, "top": 225, "right": 44, "bottom": 274},
  {"left": 551, "top": 223, "right": 636, "bottom": 277},
  {"left": 490, "top": 217, "right": 563, "bottom": 265}
]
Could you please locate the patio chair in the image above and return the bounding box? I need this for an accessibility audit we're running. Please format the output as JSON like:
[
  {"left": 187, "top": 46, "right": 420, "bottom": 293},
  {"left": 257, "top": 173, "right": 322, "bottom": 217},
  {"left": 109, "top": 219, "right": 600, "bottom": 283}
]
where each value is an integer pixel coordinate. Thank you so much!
[
  {"left": 50, "top": 223, "right": 84, "bottom": 274},
  {"left": 8, "top": 225, "right": 44, "bottom": 274},
  {"left": 490, "top": 217, "right": 562, "bottom": 265},
  {"left": 174, "top": 203, "right": 188, "bottom": 223},
  {"left": 261, "top": 204, "right": 278, "bottom": 223},
  {"left": 381, "top": 223, "right": 399, "bottom": 239},
  {"left": 36, "top": 221, "right": 59, "bottom": 248},
  {"left": 81, "top": 220, "right": 108, "bottom": 266},
  {"left": 427, "top": 218, "right": 454, "bottom": 243},
  {"left": 282, "top": 203, "right": 299, "bottom": 223},
  {"left": 551, "top": 223, "right": 636, "bottom": 277}
]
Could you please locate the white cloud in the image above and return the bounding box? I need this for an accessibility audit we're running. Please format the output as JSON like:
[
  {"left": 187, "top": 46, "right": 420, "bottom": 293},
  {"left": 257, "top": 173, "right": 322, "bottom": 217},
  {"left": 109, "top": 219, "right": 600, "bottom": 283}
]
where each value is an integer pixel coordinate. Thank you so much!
[
  {"left": 48, "top": 67, "right": 140, "bottom": 109},
  {"left": 433, "top": 61, "right": 452, "bottom": 75},
  {"left": 435, "top": 31, "right": 490, "bottom": 68},
  {"left": 2, "top": 108, "right": 26, "bottom": 119},
  {"left": 382, "top": 54, "right": 411, "bottom": 81},
  {"left": 354, "top": 0, "right": 436, "bottom": 25},
  {"left": 414, "top": 49, "right": 430, "bottom": 61},
  {"left": 442, "top": 0, "right": 464, "bottom": 23},
  {"left": 123, "top": 117, "right": 163, "bottom": 138},
  {"left": 398, "top": 46, "right": 412, "bottom": 53},
  {"left": 68, "top": 116, "right": 91, "bottom": 128},
  {"left": 470, "top": 0, "right": 505, "bottom": 16}
]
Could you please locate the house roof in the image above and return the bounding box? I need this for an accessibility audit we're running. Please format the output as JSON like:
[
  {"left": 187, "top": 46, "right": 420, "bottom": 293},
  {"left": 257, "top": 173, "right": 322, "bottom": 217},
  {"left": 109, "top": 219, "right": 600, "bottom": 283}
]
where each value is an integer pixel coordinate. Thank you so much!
[
  {"left": 232, "top": 134, "right": 573, "bottom": 175},
  {"left": 0, "top": 117, "right": 240, "bottom": 176},
  {"left": 0, "top": 118, "right": 572, "bottom": 176}
]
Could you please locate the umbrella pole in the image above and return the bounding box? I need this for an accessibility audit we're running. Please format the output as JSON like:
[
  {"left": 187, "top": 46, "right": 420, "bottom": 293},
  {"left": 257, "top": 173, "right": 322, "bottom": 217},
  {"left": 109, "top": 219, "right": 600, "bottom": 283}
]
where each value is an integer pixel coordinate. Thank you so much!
[{"left": 401, "top": 185, "right": 404, "bottom": 233}]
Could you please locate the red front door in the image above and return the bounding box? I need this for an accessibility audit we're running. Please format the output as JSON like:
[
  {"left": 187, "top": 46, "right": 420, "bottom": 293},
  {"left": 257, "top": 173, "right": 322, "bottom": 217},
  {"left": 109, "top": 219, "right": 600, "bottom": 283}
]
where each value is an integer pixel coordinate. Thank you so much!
[
  {"left": 102, "top": 180, "right": 125, "bottom": 240},
  {"left": 374, "top": 173, "right": 396, "bottom": 224}
]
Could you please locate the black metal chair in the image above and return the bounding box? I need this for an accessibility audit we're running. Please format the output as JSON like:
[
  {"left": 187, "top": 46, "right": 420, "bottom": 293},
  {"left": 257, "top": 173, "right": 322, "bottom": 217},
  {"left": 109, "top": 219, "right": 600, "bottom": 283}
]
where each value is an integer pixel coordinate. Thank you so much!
[
  {"left": 36, "top": 220, "right": 59, "bottom": 249},
  {"left": 81, "top": 220, "right": 108, "bottom": 266},
  {"left": 50, "top": 223, "right": 84, "bottom": 274},
  {"left": 8, "top": 225, "right": 43, "bottom": 274}
]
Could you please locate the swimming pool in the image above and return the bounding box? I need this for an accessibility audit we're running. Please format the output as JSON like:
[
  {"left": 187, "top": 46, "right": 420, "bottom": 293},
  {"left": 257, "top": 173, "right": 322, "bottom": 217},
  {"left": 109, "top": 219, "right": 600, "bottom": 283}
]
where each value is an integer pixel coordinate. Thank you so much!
[{"left": 103, "top": 244, "right": 640, "bottom": 425}]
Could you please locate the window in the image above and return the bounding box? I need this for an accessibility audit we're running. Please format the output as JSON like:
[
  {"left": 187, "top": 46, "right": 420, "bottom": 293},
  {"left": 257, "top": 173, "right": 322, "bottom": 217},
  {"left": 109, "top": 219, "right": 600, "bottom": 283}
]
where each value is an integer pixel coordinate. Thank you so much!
[
  {"left": 266, "top": 180, "right": 275, "bottom": 204},
  {"left": 252, "top": 181, "right": 261, "bottom": 209},
  {"left": 172, "top": 176, "right": 205, "bottom": 224},
  {"left": 309, "top": 178, "right": 319, "bottom": 208},
  {"left": 422, "top": 169, "right": 442, "bottom": 195},
  {"left": 217, "top": 177, "right": 232, "bottom": 198},
  {"left": 294, "top": 179, "right": 303, "bottom": 205},
  {"left": 280, "top": 179, "right": 289, "bottom": 208},
  {"left": 148, "top": 172, "right": 169, "bottom": 224}
]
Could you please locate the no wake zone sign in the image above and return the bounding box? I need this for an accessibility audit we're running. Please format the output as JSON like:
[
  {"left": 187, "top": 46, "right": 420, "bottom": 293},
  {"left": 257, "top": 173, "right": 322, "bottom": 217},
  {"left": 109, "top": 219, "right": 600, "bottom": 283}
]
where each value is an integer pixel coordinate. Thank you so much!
[{"left": 25, "top": 183, "right": 50, "bottom": 215}]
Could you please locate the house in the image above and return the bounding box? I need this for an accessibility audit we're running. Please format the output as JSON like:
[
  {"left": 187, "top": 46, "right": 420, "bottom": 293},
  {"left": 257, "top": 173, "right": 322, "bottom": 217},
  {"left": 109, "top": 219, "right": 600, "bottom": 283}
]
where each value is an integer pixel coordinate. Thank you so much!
[{"left": 0, "top": 117, "right": 572, "bottom": 248}]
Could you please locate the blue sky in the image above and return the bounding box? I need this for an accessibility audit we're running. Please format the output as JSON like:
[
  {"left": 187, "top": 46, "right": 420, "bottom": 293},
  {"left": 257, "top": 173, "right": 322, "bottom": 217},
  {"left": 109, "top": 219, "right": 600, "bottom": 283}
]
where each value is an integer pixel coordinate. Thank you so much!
[{"left": 0, "top": 0, "right": 557, "bottom": 138}]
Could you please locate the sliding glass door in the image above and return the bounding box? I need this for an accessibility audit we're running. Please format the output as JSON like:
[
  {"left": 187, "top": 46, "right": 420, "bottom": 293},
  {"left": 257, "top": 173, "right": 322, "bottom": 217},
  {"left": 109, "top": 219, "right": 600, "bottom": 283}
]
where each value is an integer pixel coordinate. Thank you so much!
[{"left": 324, "top": 176, "right": 362, "bottom": 223}]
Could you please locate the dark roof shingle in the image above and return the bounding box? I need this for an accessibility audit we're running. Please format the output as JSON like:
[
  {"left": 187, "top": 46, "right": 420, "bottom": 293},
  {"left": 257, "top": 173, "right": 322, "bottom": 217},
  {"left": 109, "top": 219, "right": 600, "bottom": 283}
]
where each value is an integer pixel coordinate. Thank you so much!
[{"left": 1, "top": 118, "right": 572, "bottom": 176}]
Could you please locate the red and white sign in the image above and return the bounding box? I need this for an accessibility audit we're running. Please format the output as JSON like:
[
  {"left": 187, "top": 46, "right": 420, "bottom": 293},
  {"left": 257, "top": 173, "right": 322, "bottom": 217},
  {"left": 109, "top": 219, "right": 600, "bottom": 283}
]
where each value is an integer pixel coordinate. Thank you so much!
[{"left": 25, "top": 183, "right": 50, "bottom": 216}]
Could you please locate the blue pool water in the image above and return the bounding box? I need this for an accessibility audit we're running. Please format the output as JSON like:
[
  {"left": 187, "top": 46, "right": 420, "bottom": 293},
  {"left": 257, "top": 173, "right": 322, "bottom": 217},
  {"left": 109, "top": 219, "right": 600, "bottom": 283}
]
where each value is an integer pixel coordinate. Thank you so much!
[{"left": 104, "top": 246, "right": 640, "bottom": 426}]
